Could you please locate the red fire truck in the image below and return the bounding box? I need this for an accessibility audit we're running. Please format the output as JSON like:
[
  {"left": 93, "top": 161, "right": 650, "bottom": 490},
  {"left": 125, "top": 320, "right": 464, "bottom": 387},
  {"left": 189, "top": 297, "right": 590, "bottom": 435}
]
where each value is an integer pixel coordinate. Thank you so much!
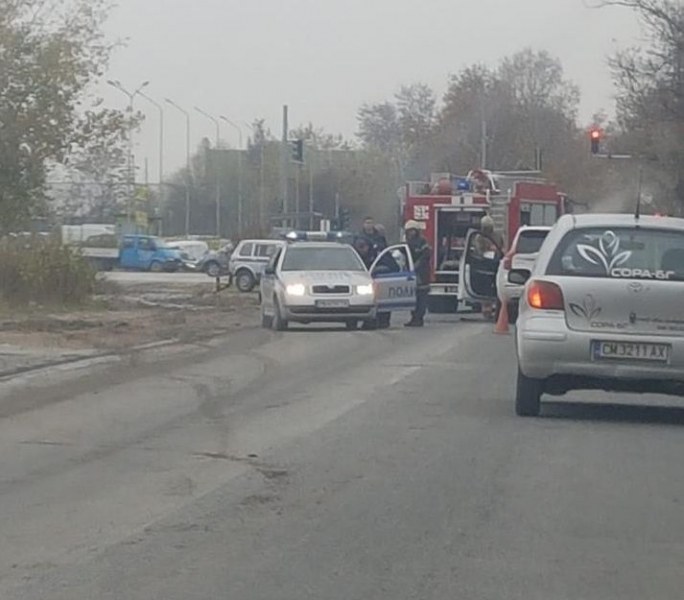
[{"left": 401, "top": 169, "right": 567, "bottom": 313}]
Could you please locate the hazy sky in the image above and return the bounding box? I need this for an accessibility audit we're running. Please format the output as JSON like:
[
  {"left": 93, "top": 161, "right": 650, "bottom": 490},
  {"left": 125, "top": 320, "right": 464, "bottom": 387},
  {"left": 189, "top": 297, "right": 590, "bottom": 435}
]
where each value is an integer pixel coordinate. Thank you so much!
[{"left": 101, "top": 0, "right": 643, "bottom": 180}]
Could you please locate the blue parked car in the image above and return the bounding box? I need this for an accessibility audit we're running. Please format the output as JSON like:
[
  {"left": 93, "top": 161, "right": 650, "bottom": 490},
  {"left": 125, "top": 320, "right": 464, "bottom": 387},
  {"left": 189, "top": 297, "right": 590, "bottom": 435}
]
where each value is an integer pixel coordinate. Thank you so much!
[{"left": 119, "top": 235, "right": 184, "bottom": 272}]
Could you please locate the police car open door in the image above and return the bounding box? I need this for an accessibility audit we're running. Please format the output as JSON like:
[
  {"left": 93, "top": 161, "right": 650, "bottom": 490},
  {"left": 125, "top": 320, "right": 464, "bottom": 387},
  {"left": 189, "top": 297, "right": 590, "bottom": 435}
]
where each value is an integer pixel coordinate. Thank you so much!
[
  {"left": 370, "top": 244, "right": 416, "bottom": 311},
  {"left": 458, "top": 230, "right": 502, "bottom": 303}
]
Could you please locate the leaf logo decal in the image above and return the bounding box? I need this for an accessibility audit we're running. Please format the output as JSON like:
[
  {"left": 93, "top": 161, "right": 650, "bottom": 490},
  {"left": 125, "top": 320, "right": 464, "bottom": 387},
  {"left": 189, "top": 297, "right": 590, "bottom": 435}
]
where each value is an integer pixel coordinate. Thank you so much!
[
  {"left": 569, "top": 294, "right": 602, "bottom": 321},
  {"left": 576, "top": 230, "right": 632, "bottom": 275}
]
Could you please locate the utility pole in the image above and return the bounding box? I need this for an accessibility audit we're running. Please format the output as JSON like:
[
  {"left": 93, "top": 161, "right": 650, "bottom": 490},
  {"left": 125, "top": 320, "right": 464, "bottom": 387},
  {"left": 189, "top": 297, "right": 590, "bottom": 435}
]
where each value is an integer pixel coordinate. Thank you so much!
[
  {"left": 480, "top": 119, "right": 488, "bottom": 170},
  {"left": 281, "top": 105, "right": 289, "bottom": 227},
  {"left": 220, "top": 117, "right": 244, "bottom": 236},
  {"left": 309, "top": 146, "right": 315, "bottom": 229},
  {"left": 295, "top": 164, "right": 301, "bottom": 229},
  {"left": 138, "top": 91, "right": 164, "bottom": 236},
  {"left": 107, "top": 80, "right": 149, "bottom": 227},
  {"left": 195, "top": 107, "right": 222, "bottom": 239},
  {"left": 166, "top": 98, "right": 192, "bottom": 236}
]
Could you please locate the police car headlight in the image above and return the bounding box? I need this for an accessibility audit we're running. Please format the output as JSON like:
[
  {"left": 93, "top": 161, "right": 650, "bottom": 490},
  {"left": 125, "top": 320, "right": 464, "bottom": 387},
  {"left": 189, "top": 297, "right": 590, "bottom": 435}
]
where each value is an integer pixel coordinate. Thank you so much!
[
  {"left": 286, "top": 283, "right": 306, "bottom": 296},
  {"left": 356, "top": 284, "right": 374, "bottom": 296}
]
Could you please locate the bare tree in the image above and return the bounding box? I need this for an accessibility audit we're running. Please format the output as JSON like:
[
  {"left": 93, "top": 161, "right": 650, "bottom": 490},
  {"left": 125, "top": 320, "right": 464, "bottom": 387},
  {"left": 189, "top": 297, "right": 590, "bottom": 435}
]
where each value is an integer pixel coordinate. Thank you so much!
[{"left": 597, "top": 0, "right": 684, "bottom": 211}]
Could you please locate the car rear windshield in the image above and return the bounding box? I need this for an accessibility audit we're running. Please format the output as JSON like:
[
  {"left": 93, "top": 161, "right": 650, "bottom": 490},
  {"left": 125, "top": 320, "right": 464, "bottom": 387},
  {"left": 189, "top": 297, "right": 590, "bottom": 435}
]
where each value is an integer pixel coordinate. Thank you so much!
[
  {"left": 281, "top": 247, "right": 366, "bottom": 272},
  {"left": 516, "top": 230, "right": 549, "bottom": 254},
  {"left": 547, "top": 227, "right": 684, "bottom": 281}
]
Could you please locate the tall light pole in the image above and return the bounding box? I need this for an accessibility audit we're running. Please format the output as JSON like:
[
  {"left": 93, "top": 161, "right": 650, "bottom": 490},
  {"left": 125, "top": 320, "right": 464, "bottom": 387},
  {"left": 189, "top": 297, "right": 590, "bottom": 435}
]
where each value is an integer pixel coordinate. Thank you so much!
[
  {"left": 243, "top": 121, "right": 266, "bottom": 232},
  {"left": 195, "top": 107, "right": 222, "bottom": 239},
  {"left": 138, "top": 90, "right": 164, "bottom": 235},
  {"left": 107, "top": 79, "right": 149, "bottom": 226},
  {"left": 220, "top": 116, "right": 244, "bottom": 236},
  {"left": 165, "top": 98, "right": 192, "bottom": 236}
]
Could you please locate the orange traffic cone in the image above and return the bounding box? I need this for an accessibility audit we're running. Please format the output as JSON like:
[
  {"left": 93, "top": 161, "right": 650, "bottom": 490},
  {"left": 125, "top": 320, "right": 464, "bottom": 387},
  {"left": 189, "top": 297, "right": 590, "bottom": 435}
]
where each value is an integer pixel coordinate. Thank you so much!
[{"left": 494, "top": 301, "right": 510, "bottom": 335}]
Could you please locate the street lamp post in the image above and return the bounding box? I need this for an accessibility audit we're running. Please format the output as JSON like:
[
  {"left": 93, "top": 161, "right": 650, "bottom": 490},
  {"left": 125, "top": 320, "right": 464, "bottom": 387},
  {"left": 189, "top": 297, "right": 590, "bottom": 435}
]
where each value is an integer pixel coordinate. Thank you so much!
[
  {"left": 138, "top": 91, "right": 164, "bottom": 235},
  {"left": 165, "top": 98, "right": 192, "bottom": 236},
  {"left": 107, "top": 79, "right": 149, "bottom": 226},
  {"left": 220, "top": 116, "right": 244, "bottom": 236},
  {"left": 243, "top": 121, "right": 265, "bottom": 231},
  {"left": 195, "top": 107, "right": 222, "bottom": 239}
]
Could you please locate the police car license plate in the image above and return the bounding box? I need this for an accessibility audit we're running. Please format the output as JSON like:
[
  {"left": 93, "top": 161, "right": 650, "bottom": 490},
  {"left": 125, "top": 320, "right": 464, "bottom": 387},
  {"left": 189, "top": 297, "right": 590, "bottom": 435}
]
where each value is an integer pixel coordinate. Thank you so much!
[
  {"left": 316, "top": 299, "right": 349, "bottom": 309},
  {"left": 592, "top": 341, "right": 670, "bottom": 363}
]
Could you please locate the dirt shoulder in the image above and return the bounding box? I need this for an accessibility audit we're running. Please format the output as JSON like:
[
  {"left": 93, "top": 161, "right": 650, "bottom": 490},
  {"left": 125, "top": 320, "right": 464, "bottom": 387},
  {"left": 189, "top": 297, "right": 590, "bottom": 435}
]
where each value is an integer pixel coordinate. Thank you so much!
[{"left": 0, "top": 278, "right": 259, "bottom": 355}]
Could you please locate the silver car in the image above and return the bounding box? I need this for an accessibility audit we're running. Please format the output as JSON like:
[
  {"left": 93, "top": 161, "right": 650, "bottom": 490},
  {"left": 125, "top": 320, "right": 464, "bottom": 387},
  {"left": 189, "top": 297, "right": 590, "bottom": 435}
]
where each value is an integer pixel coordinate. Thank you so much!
[
  {"left": 260, "top": 240, "right": 417, "bottom": 330},
  {"left": 461, "top": 213, "right": 684, "bottom": 416},
  {"left": 515, "top": 214, "right": 684, "bottom": 416},
  {"left": 229, "top": 239, "right": 285, "bottom": 292}
]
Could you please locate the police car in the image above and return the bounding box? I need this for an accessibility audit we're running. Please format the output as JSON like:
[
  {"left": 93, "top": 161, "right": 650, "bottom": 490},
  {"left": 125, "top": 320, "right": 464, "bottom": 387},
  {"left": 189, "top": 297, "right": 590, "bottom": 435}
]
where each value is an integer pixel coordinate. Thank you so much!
[{"left": 260, "top": 231, "right": 417, "bottom": 330}]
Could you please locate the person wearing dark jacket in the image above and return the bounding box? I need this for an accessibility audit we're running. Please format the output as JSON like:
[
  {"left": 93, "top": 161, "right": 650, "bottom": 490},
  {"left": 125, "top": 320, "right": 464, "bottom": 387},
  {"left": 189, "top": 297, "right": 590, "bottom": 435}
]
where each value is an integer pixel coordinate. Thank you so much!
[
  {"left": 404, "top": 219, "right": 431, "bottom": 327},
  {"left": 361, "top": 217, "right": 388, "bottom": 253},
  {"left": 353, "top": 235, "right": 376, "bottom": 270}
]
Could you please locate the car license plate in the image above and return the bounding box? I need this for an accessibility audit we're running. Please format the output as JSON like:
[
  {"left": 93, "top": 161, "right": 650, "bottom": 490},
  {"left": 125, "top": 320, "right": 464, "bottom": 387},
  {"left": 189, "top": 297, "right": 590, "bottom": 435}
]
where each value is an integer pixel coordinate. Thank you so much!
[
  {"left": 316, "top": 299, "right": 349, "bottom": 309},
  {"left": 444, "top": 286, "right": 458, "bottom": 294},
  {"left": 592, "top": 341, "right": 670, "bottom": 362}
]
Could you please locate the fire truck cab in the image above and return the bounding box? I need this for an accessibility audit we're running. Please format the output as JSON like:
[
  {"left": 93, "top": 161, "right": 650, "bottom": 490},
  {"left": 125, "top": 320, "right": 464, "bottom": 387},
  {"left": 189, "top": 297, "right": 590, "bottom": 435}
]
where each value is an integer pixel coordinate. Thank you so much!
[{"left": 401, "top": 169, "right": 567, "bottom": 313}]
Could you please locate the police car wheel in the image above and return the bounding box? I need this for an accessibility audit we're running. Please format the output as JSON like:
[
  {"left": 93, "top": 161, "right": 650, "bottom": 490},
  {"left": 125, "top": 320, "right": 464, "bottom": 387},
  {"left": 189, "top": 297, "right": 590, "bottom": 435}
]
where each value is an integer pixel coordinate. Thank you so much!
[
  {"left": 272, "top": 299, "right": 288, "bottom": 331},
  {"left": 261, "top": 309, "right": 273, "bottom": 329},
  {"left": 345, "top": 320, "right": 359, "bottom": 330}
]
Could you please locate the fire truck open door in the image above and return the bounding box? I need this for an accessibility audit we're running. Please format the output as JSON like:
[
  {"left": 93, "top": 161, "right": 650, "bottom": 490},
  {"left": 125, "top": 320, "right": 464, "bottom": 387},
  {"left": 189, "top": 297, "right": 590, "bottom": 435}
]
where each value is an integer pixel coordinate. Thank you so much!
[{"left": 458, "top": 230, "right": 504, "bottom": 303}]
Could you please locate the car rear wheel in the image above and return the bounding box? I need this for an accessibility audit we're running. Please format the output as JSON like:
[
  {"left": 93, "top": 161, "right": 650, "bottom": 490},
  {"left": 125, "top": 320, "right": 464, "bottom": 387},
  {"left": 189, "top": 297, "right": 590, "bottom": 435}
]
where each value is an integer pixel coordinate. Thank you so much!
[
  {"left": 515, "top": 368, "right": 543, "bottom": 417},
  {"left": 272, "top": 298, "right": 288, "bottom": 331},
  {"left": 236, "top": 270, "right": 256, "bottom": 293},
  {"left": 205, "top": 261, "right": 221, "bottom": 278},
  {"left": 149, "top": 260, "right": 163, "bottom": 273}
]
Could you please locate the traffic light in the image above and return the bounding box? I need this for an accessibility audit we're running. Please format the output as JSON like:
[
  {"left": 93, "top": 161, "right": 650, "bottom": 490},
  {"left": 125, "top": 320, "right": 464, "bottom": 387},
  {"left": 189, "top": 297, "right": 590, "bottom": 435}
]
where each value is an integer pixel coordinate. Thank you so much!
[
  {"left": 339, "top": 208, "right": 351, "bottom": 231},
  {"left": 590, "top": 129, "right": 601, "bottom": 155},
  {"left": 290, "top": 139, "right": 304, "bottom": 163}
]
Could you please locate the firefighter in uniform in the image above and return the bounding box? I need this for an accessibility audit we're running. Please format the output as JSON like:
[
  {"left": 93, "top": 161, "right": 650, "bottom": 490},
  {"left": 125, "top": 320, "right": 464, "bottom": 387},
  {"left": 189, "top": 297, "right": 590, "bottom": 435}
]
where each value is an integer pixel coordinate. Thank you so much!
[
  {"left": 404, "top": 220, "right": 431, "bottom": 327},
  {"left": 476, "top": 215, "right": 504, "bottom": 320}
]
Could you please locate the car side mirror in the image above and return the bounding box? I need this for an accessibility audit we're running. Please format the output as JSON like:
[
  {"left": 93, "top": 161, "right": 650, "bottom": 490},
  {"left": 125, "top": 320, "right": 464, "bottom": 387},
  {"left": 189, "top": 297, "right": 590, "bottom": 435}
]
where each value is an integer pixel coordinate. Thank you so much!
[{"left": 508, "top": 269, "right": 530, "bottom": 285}]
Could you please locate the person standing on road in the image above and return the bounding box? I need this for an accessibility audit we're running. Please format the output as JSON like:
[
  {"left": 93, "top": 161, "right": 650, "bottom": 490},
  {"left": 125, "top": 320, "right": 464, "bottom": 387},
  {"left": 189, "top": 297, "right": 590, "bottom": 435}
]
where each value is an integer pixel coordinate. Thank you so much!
[
  {"left": 477, "top": 215, "right": 504, "bottom": 320},
  {"left": 404, "top": 220, "right": 431, "bottom": 328},
  {"left": 361, "top": 217, "right": 388, "bottom": 253}
]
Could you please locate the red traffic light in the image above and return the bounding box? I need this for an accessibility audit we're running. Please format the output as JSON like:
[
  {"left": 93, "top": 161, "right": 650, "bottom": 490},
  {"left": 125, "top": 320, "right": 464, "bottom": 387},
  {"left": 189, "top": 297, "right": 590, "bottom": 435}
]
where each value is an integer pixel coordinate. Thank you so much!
[{"left": 589, "top": 129, "right": 601, "bottom": 154}]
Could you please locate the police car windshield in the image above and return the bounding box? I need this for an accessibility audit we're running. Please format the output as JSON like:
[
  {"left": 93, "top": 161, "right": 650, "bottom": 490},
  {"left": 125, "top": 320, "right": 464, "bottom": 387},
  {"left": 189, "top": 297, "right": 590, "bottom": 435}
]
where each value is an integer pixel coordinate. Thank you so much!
[{"left": 282, "top": 246, "right": 366, "bottom": 272}]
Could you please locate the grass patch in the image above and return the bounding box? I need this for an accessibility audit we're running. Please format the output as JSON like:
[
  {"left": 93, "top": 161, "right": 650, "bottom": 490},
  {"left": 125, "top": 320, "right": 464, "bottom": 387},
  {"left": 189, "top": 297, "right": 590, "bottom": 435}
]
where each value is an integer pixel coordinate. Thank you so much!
[{"left": 0, "top": 235, "right": 96, "bottom": 307}]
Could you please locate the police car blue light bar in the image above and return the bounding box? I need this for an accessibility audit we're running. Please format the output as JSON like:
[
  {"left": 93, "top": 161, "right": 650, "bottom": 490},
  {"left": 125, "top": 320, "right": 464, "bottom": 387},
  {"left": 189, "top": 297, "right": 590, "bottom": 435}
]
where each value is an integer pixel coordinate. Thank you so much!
[{"left": 283, "top": 231, "right": 353, "bottom": 242}]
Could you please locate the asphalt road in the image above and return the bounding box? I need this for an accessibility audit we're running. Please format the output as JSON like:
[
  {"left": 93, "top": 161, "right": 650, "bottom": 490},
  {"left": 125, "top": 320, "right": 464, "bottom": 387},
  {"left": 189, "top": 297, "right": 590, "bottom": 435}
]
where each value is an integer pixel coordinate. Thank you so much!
[{"left": 1, "top": 316, "right": 683, "bottom": 599}]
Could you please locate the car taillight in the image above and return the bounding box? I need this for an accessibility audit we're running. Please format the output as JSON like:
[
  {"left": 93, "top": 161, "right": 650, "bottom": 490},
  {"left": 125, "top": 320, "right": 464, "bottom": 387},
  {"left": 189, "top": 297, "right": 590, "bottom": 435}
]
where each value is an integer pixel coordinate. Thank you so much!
[{"left": 527, "top": 280, "right": 564, "bottom": 311}]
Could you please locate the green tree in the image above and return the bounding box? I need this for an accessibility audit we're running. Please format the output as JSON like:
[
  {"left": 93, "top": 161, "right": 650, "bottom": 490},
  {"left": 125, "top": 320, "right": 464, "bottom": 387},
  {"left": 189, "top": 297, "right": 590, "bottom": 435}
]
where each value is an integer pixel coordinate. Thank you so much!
[{"left": 0, "top": 0, "right": 118, "bottom": 232}]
